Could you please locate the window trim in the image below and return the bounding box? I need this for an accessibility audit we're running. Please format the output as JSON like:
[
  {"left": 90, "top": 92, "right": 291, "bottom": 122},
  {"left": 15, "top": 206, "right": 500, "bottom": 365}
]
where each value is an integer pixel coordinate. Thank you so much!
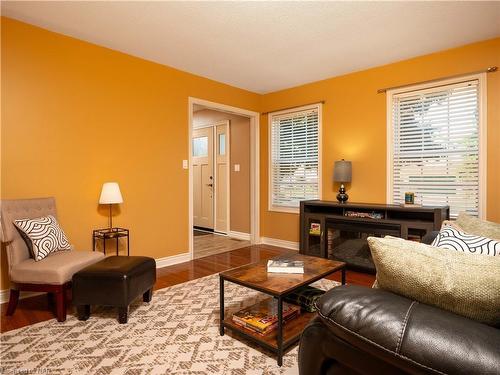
[
  {"left": 268, "top": 103, "right": 322, "bottom": 214},
  {"left": 386, "top": 73, "right": 487, "bottom": 219}
]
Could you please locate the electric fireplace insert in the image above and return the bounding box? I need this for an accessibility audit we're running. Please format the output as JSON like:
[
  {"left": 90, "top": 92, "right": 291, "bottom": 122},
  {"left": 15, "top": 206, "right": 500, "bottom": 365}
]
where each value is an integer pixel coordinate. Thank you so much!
[{"left": 326, "top": 219, "right": 401, "bottom": 273}]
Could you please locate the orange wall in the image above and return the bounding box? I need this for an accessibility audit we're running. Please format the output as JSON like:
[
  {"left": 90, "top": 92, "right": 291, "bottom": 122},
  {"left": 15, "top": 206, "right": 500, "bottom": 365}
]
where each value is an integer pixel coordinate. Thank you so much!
[
  {"left": 0, "top": 17, "right": 260, "bottom": 289},
  {"left": 260, "top": 37, "right": 500, "bottom": 242},
  {"left": 2, "top": 17, "right": 499, "bottom": 290}
]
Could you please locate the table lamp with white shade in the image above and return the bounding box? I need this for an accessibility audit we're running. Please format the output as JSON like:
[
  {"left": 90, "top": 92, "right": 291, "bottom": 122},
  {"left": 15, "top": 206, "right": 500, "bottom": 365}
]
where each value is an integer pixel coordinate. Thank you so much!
[{"left": 99, "top": 182, "right": 123, "bottom": 229}]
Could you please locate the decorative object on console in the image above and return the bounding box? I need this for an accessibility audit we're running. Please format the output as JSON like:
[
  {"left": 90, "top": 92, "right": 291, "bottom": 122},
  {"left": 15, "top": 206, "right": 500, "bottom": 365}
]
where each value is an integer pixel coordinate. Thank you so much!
[
  {"left": 404, "top": 192, "right": 415, "bottom": 204},
  {"left": 401, "top": 192, "right": 421, "bottom": 207},
  {"left": 333, "top": 159, "right": 351, "bottom": 203},
  {"left": 367, "top": 235, "right": 500, "bottom": 326},
  {"left": 431, "top": 225, "right": 499, "bottom": 256},
  {"left": 99, "top": 182, "right": 123, "bottom": 229},
  {"left": 14, "top": 215, "right": 71, "bottom": 261}
]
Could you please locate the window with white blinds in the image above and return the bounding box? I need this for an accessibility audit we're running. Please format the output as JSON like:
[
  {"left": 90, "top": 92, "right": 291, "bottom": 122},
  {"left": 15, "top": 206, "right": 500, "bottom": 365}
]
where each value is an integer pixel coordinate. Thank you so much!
[
  {"left": 269, "top": 105, "right": 321, "bottom": 211},
  {"left": 388, "top": 77, "right": 485, "bottom": 218}
]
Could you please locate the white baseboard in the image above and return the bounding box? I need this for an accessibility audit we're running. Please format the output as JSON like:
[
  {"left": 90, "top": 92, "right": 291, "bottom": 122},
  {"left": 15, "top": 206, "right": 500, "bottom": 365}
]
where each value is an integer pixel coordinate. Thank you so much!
[
  {"left": 228, "top": 231, "right": 251, "bottom": 241},
  {"left": 0, "top": 290, "right": 43, "bottom": 304},
  {"left": 155, "top": 252, "right": 191, "bottom": 268},
  {"left": 260, "top": 237, "right": 300, "bottom": 251},
  {"left": 0, "top": 252, "right": 192, "bottom": 304}
]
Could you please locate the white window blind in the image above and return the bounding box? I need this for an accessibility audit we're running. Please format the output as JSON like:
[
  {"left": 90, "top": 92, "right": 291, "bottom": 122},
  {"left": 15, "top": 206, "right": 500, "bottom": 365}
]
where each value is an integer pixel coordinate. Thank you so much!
[
  {"left": 270, "top": 106, "right": 320, "bottom": 210},
  {"left": 390, "top": 79, "right": 482, "bottom": 218}
]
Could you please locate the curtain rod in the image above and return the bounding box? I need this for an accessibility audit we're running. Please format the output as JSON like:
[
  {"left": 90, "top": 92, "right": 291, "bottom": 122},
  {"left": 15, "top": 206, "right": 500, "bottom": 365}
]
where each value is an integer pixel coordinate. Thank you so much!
[
  {"left": 262, "top": 100, "right": 325, "bottom": 115},
  {"left": 377, "top": 66, "right": 498, "bottom": 94}
]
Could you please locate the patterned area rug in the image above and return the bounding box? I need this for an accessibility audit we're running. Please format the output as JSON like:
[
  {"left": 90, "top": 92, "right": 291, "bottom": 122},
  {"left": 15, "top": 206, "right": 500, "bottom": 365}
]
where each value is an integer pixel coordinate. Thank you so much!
[{"left": 0, "top": 274, "right": 339, "bottom": 374}]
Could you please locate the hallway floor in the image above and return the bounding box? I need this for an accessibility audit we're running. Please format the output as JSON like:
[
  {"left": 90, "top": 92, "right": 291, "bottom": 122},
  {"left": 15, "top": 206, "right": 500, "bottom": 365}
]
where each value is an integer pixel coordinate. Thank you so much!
[{"left": 193, "top": 230, "right": 251, "bottom": 259}]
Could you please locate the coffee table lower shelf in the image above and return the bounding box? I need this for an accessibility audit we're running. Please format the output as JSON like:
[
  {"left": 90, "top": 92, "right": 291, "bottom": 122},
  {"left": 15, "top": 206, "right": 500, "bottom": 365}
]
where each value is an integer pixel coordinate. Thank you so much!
[{"left": 223, "top": 310, "right": 316, "bottom": 352}]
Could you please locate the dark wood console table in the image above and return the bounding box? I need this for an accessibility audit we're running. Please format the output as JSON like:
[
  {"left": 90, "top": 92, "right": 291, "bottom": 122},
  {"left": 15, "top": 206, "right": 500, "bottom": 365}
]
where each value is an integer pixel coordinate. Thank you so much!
[{"left": 299, "top": 201, "right": 449, "bottom": 273}]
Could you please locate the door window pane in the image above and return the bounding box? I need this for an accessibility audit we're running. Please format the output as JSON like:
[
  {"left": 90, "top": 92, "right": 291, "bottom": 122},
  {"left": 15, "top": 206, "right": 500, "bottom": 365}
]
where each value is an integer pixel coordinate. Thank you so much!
[
  {"left": 193, "top": 136, "right": 208, "bottom": 157},
  {"left": 219, "top": 134, "right": 226, "bottom": 155}
]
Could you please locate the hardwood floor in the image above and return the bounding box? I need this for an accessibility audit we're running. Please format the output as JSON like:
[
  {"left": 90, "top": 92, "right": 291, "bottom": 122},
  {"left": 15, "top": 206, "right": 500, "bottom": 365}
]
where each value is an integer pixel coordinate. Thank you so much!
[
  {"left": 0, "top": 244, "right": 375, "bottom": 333},
  {"left": 193, "top": 231, "right": 251, "bottom": 259}
]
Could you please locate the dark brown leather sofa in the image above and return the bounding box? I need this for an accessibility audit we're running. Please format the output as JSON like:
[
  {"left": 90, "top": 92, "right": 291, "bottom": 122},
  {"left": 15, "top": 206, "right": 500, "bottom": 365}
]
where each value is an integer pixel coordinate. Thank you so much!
[{"left": 298, "top": 233, "right": 500, "bottom": 375}]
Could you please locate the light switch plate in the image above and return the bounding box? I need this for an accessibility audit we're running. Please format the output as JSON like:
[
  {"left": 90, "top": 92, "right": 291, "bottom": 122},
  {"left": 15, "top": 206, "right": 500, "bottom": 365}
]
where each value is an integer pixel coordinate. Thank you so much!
[
  {"left": 182, "top": 160, "right": 188, "bottom": 169},
  {"left": 234, "top": 164, "right": 240, "bottom": 172}
]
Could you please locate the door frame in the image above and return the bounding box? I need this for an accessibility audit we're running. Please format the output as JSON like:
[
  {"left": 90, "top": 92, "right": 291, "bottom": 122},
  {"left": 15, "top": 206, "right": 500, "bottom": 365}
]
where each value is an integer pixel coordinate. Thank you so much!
[
  {"left": 192, "top": 120, "right": 230, "bottom": 234},
  {"left": 213, "top": 120, "right": 230, "bottom": 234},
  {"left": 188, "top": 97, "right": 260, "bottom": 259}
]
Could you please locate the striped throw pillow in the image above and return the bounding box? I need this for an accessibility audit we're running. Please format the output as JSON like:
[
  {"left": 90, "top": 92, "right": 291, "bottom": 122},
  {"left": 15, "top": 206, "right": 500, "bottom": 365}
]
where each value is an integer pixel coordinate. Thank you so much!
[
  {"left": 14, "top": 215, "right": 71, "bottom": 261},
  {"left": 431, "top": 226, "right": 499, "bottom": 257}
]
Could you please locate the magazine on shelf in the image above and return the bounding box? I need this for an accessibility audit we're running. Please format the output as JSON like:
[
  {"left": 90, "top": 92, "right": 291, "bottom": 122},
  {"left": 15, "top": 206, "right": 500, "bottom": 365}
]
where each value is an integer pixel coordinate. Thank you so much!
[
  {"left": 233, "top": 310, "right": 301, "bottom": 336},
  {"left": 231, "top": 298, "right": 301, "bottom": 335},
  {"left": 267, "top": 256, "right": 304, "bottom": 274},
  {"left": 309, "top": 222, "right": 321, "bottom": 236}
]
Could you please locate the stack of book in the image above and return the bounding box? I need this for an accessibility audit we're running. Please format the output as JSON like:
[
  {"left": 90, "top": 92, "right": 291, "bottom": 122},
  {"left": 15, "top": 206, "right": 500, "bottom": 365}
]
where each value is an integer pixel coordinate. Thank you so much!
[
  {"left": 344, "top": 210, "right": 384, "bottom": 219},
  {"left": 232, "top": 299, "right": 301, "bottom": 336},
  {"left": 267, "top": 256, "right": 304, "bottom": 274}
]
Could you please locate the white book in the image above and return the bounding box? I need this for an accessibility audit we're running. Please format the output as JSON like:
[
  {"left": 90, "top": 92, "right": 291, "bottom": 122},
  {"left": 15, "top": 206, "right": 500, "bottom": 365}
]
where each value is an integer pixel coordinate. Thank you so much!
[{"left": 267, "top": 259, "right": 304, "bottom": 274}]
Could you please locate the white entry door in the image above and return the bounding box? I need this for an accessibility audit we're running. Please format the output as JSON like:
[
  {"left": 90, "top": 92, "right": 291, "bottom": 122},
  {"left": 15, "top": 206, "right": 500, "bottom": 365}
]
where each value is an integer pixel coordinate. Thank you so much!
[
  {"left": 193, "top": 127, "right": 214, "bottom": 229},
  {"left": 214, "top": 122, "right": 229, "bottom": 233}
]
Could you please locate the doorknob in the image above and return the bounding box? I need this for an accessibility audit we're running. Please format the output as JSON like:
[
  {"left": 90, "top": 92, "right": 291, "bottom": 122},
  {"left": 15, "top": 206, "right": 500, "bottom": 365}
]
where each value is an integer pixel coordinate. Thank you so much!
[{"left": 206, "top": 183, "right": 213, "bottom": 187}]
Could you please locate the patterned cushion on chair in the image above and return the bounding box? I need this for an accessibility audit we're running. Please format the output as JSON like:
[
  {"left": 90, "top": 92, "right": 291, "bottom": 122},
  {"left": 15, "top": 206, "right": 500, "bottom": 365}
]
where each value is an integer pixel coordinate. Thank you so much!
[
  {"left": 14, "top": 215, "right": 71, "bottom": 261},
  {"left": 11, "top": 250, "right": 105, "bottom": 284}
]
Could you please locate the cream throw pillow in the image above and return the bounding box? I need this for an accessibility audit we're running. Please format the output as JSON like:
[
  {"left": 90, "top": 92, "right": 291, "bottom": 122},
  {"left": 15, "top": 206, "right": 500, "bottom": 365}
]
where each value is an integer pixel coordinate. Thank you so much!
[
  {"left": 368, "top": 236, "right": 500, "bottom": 326},
  {"left": 456, "top": 212, "right": 500, "bottom": 241}
]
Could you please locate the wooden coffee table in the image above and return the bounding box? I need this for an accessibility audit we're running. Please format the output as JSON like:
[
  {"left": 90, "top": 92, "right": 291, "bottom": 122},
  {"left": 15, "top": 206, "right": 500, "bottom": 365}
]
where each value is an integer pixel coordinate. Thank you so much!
[{"left": 219, "top": 253, "right": 346, "bottom": 366}]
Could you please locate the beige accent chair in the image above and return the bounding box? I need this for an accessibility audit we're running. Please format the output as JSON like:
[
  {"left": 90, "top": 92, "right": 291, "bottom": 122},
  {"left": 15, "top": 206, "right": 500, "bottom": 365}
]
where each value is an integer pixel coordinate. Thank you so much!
[{"left": 0, "top": 197, "right": 104, "bottom": 321}]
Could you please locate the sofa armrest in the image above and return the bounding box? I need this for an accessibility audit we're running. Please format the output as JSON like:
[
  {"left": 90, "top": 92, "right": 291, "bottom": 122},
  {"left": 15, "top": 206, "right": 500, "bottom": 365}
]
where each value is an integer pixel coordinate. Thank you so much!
[
  {"left": 299, "top": 316, "right": 404, "bottom": 375},
  {"left": 421, "top": 231, "right": 439, "bottom": 245},
  {"left": 315, "top": 285, "right": 500, "bottom": 375}
]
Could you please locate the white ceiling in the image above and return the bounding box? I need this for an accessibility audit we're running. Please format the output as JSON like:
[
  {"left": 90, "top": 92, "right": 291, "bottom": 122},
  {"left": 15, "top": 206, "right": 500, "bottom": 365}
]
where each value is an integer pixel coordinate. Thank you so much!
[{"left": 2, "top": 1, "right": 499, "bottom": 94}]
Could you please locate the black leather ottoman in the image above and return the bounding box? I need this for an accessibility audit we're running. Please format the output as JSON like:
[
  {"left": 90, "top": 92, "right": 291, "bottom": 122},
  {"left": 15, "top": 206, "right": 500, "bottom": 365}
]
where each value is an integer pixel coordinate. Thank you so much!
[{"left": 72, "top": 256, "right": 156, "bottom": 323}]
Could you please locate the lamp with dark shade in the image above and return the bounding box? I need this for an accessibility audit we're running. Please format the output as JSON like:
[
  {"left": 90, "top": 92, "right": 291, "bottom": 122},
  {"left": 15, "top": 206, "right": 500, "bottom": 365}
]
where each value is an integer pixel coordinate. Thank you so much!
[{"left": 333, "top": 159, "right": 352, "bottom": 203}]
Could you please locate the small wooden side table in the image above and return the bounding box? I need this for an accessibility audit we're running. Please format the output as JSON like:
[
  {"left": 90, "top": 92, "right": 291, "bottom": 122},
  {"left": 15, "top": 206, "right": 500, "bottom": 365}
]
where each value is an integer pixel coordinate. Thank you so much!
[{"left": 93, "top": 227, "right": 130, "bottom": 256}]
